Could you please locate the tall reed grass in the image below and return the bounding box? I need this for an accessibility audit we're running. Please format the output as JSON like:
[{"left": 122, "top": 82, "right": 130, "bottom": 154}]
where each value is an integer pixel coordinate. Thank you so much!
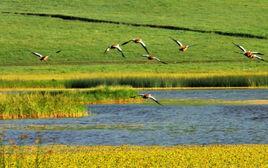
[
  {"left": 0, "top": 86, "right": 137, "bottom": 119},
  {"left": 0, "top": 92, "right": 86, "bottom": 119},
  {"left": 0, "top": 79, "right": 65, "bottom": 88},
  {"left": 1, "top": 73, "right": 267, "bottom": 89},
  {"left": 65, "top": 75, "right": 268, "bottom": 88}
]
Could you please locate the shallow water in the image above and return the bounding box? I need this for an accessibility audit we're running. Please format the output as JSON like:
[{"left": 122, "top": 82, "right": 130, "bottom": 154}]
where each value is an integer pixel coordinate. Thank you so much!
[{"left": 0, "top": 89, "right": 267, "bottom": 145}]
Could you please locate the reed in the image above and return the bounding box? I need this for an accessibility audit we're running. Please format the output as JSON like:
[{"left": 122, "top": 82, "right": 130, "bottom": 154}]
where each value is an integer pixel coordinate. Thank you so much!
[
  {"left": 0, "top": 73, "right": 267, "bottom": 89},
  {"left": 0, "top": 86, "right": 138, "bottom": 119},
  {"left": 65, "top": 74, "right": 268, "bottom": 88},
  {"left": 0, "top": 92, "right": 86, "bottom": 119},
  {"left": 181, "top": 75, "right": 268, "bottom": 87},
  {"left": 0, "top": 79, "right": 65, "bottom": 88}
]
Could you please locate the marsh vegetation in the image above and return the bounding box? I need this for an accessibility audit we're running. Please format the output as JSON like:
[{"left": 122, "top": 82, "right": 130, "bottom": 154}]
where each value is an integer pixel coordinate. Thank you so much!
[{"left": 0, "top": 86, "right": 137, "bottom": 119}]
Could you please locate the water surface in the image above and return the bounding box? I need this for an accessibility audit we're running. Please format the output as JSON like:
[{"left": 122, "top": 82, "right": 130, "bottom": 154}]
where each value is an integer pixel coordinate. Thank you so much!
[{"left": 1, "top": 89, "right": 267, "bottom": 145}]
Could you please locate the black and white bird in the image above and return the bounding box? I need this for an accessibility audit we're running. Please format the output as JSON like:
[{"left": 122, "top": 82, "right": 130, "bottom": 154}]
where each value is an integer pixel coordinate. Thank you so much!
[
  {"left": 233, "top": 42, "right": 264, "bottom": 61},
  {"left": 30, "top": 50, "right": 61, "bottom": 62},
  {"left": 104, "top": 44, "right": 125, "bottom": 57},
  {"left": 142, "top": 54, "right": 167, "bottom": 64},
  {"left": 139, "top": 93, "right": 162, "bottom": 105},
  {"left": 122, "top": 38, "right": 149, "bottom": 54}
]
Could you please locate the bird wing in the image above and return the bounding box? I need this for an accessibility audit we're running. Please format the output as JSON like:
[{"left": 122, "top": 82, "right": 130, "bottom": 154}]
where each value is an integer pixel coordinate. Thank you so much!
[
  {"left": 253, "top": 55, "right": 264, "bottom": 61},
  {"left": 120, "top": 51, "right": 126, "bottom": 58},
  {"left": 252, "top": 52, "right": 264, "bottom": 55},
  {"left": 116, "top": 47, "right": 126, "bottom": 58},
  {"left": 31, "top": 52, "right": 43, "bottom": 58},
  {"left": 170, "top": 37, "right": 183, "bottom": 47},
  {"left": 139, "top": 41, "right": 150, "bottom": 54},
  {"left": 115, "top": 45, "right": 125, "bottom": 57},
  {"left": 154, "top": 57, "right": 167, "bottom": 64},
  {"left": 115, "top": 45, "right": 122, "bottom": 52},
  {"left": 142, "top": 54, "right": 149, "bottom": 58},
  {"left": 121, "top": 40, "right": 132, "bottom": 45},
  {"left": 148, "top": 95, "right": 162, "bottom": 105},
  {"left": 233, "top": 42, "right": 246, "bottom": 52},
  {"left": 153, "top": 57, "right": 161, "bottom": 61}
]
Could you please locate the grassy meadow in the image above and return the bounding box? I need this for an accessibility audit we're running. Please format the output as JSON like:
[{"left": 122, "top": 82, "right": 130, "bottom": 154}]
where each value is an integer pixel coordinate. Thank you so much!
[
  {"left": 0, "top": 0, "right": 267, "bottom": 82},
  {"left": 0, "top": 0, "right": 267, "bottom": 37}
]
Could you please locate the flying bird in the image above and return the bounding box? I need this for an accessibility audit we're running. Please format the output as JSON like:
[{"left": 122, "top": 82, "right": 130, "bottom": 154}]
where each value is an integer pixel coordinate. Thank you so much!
[
  {"left": 31, "top": 52, "right": 49, "bottom": 61},
  {"left": 233, "top": 42, "right": 264, "bottom": 61},
  {"left": 122, "top": 38, "right": 149, "bottom": 54},
  {"left": 142, "top": 54, "right": 167, "bottom": 64},
  {"left": 170, "top": 37, "right": 196, "bottom": 52},
  {"left": 104, "top": 44, "right": 125, "bottom": 57},
  {"left": 139, "top": 93, "right": 162, "bottom": 105},
  {"left": 30, "top": 50, "right": 61, "bottom": 62}
]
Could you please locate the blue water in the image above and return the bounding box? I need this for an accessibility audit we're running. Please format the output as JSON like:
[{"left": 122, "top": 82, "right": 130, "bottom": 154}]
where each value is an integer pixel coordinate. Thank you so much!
[
  {"left": 0, "top": 89, "right": 267, "bottom": 145},
  {"left": 142, "top": 89, "right": 268, "bottom": 100}
]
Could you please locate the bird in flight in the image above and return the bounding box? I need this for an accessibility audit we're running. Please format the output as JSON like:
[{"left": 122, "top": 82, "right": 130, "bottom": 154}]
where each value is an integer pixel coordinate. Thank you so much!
[
  {"left": 104, "top": 44, "right": 125, "bottom": 58},
  {"left": 170, "top": 37, "right": 196, "bottom": 52},
  {"left": 139, "top": 93, "right": 162, "bottom": 105},
  {"left": 233, "top": 42, "right": 264, "bottom": 61},
  {"left": 122, "top": 38, "right": 149, "bottom": 54},
  {"left": 142, "top": 54, "right": 167, "bottom": 64},
  {"left": 30, "top": 50, "right": 61, "bottom": 62}
]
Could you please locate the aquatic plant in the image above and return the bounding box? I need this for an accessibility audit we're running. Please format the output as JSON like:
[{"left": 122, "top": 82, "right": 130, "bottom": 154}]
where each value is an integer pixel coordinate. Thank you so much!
[{"left": 0, "top": 145, "right": 267, "bottom": 167}]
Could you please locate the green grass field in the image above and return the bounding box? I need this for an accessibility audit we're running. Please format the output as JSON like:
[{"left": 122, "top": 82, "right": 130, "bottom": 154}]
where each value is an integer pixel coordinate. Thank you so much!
[
  {"left": 0, "top": 0, "right": 268, "bottom": 88},
  {"left": 1, "top": 0, "right": 267, "bottom": 37}
]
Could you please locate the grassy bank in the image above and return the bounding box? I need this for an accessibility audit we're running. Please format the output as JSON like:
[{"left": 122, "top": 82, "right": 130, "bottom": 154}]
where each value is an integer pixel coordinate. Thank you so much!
[
  {"left": 1, "top": 145, "right": 267, "bottom": 167},
  {"left": 0, "top": 86, "right": 137, "bottom": 119}
]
